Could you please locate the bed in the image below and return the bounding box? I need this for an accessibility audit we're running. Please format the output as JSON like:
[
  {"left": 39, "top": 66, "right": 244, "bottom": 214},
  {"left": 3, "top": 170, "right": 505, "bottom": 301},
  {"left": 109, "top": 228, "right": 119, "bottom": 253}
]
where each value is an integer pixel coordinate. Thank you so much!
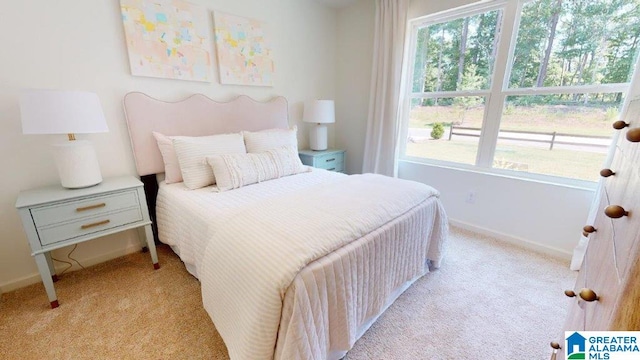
[{"left": 123, "top": 92, "right": 448, "bottom": 360}]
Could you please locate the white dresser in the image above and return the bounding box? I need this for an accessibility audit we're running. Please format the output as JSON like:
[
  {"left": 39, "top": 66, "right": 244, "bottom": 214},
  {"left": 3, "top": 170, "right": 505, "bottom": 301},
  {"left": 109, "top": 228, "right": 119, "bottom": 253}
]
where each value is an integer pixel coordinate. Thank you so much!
[
  {"left": 550, "top": 99, "right": 640, "bottom": 359},
  {"left": 16, "top": 176, "right": 159, "bottom": 309}
]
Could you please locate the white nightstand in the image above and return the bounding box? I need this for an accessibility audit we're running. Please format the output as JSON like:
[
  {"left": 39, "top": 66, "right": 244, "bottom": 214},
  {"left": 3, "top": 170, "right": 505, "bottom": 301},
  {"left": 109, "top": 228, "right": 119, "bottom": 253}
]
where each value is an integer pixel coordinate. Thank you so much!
[
  {"left": 298, "top": 149, "right": 346, "bottom": 173},
  {"left": 15, "top": 175, "right": 159, "bottom": 309}
]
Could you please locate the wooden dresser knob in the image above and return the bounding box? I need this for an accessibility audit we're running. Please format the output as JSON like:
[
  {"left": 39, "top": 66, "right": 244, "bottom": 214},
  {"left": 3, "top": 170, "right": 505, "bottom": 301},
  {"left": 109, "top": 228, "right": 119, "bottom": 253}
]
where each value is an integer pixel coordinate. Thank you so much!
[
  {"left": 564, "top": 289, "right": 576, "bottom": 297},
  {"left": 605, "top": 205, "right": 629, "bottom": 219},
  {"left": 613, "top": 120, "right": 629, "bottom": 129},
  {"left": 600, "top": 168, "right": 615, "bottom": 177},
  {"left": 627, "top": 128, "right": 640, "bottom": 142},
  {"left": 583, "top": 225, "right": 596, "bottom": 233},
  {"left": 579, "top": 288, "right": 599, "bottom": 302},
  {"left": 550, "top": 341, "right": 562, "bottom": 350}
]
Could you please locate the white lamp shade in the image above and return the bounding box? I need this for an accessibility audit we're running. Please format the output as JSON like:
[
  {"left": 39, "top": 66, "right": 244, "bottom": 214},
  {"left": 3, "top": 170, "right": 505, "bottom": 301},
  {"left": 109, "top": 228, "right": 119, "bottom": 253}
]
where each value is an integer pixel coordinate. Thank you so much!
[
  {"left": 19, "top": 89, "right": 107, "bottom": 188},
  {"left": 303, "top": 100, "right": 335, "bottom": 124},
  {"left": 19, "top": 89, "right": 108, "bottom": 134}
]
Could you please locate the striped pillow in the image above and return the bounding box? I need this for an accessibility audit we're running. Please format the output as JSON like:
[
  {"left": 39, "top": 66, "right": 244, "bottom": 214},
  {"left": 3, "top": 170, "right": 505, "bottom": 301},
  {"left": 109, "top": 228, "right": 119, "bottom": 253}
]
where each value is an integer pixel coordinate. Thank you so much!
[
  {"left": 206, "top": 145, "right": 307, "bottom": 192},
  {"left": 152, "top": 132, "right": 183, "bottom": 184},
  {"left": 243, "top": 126, "right": 298, "bottom": 153},
  {"left": 173, "top": 133, "right": 246, "bottom": 190}
]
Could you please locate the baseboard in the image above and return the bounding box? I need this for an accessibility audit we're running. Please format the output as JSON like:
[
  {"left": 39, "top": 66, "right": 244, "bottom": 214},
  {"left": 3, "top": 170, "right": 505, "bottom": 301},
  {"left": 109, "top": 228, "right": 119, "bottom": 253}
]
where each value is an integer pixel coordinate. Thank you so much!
[
  {"left": 449, "top": 219, "right": 573, "bottom": 261},
  {"left": 0, "top": 244, "right": 143, "bottom": 294}
]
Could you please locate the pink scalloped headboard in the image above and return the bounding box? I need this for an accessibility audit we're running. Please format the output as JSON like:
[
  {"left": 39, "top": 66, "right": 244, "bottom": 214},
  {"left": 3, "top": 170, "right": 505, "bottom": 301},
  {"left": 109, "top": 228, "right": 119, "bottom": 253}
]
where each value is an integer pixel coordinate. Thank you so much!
[{"left": 123, "top": 92, "right": 289, "bottom": 176}]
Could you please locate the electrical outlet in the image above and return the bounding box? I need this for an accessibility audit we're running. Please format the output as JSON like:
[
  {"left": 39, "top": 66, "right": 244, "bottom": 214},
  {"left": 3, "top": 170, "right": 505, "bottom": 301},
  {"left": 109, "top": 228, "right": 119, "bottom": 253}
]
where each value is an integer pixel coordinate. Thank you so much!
[{"left": 466, "top": 191, "right": 477, "bottom": 204}]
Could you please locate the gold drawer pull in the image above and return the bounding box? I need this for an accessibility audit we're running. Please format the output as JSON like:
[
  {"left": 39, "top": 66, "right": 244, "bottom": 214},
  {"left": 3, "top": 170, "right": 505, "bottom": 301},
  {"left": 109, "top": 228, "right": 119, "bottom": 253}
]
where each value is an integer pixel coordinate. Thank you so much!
[
  {"left": 325, "top": 158, "right": 336, "bottom": 162},
  {"left": 600, "top": 168, "right": 615, "bottom": 177},
  {"left": 564, "top": 289, "right": 576, "bottom": 298},
  {"left": 81, "top": 219, "right": 110, "bottom": 229},
  {"left": 579, "top": 288, "right": 599, "bottom": 302},
  {"left": 627, "top": 128, "right": 640, "bottom": 142},
  {"left": 605, "top": 205, "right": 628, "bottom": 219},
  {"left": 76, "top": 203, "right": 106, "bottom": 212},
  {"left": 613, "top": 120, "right": 629, "bottom": 130}
]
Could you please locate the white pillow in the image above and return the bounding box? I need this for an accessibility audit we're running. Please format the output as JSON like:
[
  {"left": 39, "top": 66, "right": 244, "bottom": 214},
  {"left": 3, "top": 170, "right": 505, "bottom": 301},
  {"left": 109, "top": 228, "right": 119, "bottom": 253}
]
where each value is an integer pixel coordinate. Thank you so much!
[
  {"left": 206, "top": 145, "right": 307, "bottom": 192},
  {"left": 152, "top": 132, "right": 183, "bottom": 184},
  {"left": 173, "top": 133, "right": 246, "bottom": 190},
  {"left": 243, "top": 126, "right": 298, "bottom": 153}
]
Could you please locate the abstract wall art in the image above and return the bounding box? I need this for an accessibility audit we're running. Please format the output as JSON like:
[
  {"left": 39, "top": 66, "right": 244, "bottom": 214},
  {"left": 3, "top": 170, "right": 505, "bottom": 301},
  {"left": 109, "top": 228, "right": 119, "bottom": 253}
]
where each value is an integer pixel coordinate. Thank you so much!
[
  {"left": 120, "top": 0, "right": 213, "bottom": 82},
  {"left": 213, "top": 12, "right": 275, "bottom": 86}
]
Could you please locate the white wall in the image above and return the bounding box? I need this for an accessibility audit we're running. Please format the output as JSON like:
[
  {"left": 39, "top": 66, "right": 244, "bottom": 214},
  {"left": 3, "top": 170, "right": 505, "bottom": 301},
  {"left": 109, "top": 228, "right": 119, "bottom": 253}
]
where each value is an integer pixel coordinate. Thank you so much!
[
  {"left": 335, "top": 0, "right": 375, "bottom": 174},
  {"left": 0, "top": 0, "right": 337, "bottom": 291},
  {"left": 399, "top": 162, "right": 593, "bottom": 256},
  {"left": 336, "top": 0, "right": 594, "bottom": 258}
]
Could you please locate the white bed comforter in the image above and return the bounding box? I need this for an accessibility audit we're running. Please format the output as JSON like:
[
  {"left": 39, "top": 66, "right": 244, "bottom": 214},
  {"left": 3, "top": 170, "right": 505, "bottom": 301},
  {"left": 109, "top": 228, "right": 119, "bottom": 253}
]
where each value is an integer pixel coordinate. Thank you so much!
[{"left": 198, "top": 173, "right": 442, "bottom": 360}]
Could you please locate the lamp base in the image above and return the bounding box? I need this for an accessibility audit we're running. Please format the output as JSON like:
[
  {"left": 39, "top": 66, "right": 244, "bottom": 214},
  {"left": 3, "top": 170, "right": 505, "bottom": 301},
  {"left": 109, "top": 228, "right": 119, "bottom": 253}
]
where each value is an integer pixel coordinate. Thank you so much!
[
  {"left": 53, "top": 140, "right": 102, "bottom": 189},
  {"left": 309, "top": 124, "right": 328, "bottom": 151}
]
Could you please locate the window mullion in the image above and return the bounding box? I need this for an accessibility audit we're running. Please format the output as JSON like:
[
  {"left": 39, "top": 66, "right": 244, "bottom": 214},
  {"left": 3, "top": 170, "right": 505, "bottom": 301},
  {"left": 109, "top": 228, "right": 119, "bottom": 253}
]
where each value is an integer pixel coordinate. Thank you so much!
[
  {"left": 476, "top": 0, "right": 522, "bottom": 168},
  {"left": 410, "top": 90, "right": 490, "bottom": 98},
  {"left": 504, "top": 83, "right": 630, "bottom": 96}
]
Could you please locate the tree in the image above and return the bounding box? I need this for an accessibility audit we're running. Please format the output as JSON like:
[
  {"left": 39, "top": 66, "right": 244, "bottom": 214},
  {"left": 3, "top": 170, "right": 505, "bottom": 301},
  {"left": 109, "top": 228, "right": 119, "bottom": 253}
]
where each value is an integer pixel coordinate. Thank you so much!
[
  {"left": 414, "top": 0, "right": 640, "bottom": 109},
  {"left": 536, "top": 0, "right": 562, "bottom": 87},
  {"left": 457, "top": 17, "right": 470, "bottom": 89},
  {"left": 509, "top": 0, "right": 553, "bottom": 88},
  {"left": 469, "top": 10, "right": 501, "bottom": 88},
  {"left": 411, "top": 27, "right": 429, "bottom": 94},
  {"left": 453, "top": 64, "right": 484, "bottom": 124}
]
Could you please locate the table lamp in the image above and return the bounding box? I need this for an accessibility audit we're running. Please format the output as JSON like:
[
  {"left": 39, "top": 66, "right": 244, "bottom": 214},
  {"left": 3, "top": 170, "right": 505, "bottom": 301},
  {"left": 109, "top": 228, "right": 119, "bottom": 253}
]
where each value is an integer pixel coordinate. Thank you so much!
[
  {"left": 19, "top": 89, "right": 109, "bottom": 189},
  {"left": 303, "top": 100, "right": 335, "bottom": 151}
]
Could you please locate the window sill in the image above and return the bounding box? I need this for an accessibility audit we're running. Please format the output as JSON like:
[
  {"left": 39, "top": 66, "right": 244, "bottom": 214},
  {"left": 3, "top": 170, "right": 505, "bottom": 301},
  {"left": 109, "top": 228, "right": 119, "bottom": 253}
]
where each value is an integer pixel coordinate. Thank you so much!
[{"left": 399, "top": 157, "right": 599, "bottom": 192}]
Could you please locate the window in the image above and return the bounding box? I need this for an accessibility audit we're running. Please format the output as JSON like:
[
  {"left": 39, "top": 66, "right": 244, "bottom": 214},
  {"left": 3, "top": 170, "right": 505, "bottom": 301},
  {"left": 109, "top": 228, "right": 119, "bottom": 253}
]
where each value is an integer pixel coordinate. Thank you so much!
[
  {"left": 402, "top": 0, "right": 640, "bottom": 184},
  {"left": 407, "top": 9, "right": 502, "bottom": 166}
]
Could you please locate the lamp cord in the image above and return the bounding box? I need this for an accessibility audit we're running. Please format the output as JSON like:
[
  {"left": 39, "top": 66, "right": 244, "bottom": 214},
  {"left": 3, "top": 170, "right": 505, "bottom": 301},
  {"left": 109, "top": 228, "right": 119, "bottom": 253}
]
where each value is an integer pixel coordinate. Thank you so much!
[{"left": 51, "top": 244, "right": 85, "bottom": 276}]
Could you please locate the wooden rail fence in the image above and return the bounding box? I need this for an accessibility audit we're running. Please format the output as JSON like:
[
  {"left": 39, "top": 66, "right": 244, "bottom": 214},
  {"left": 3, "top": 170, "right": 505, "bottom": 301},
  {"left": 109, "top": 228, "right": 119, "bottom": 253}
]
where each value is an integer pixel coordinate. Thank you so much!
[{"left": 448, "top": 126, "right": 610, "bottom": 150}]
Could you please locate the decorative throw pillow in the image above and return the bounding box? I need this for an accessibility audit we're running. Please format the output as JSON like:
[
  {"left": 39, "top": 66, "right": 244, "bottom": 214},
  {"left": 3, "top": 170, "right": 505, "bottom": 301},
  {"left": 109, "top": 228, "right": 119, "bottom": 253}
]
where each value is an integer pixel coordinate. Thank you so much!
[
  {"left": 173, "top": 132, "right": 246, "bottom": 190},
  {"left": 243, "top": 126, "right": 298, "bottom": 153},
  {"left": 206, "top": 145, "right": 307, "bottom": 192},
  {"left": 152, "top": 132, "right": 183, "bottom": 184}
]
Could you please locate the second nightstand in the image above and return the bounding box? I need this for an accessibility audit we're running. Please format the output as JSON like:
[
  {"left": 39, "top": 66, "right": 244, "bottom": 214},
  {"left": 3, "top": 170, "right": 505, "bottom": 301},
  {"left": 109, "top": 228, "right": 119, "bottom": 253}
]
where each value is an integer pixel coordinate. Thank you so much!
[
  {"left": 298, "top": 149, "right": 346, "bottom": 173},
  {"left": 15, "top": 176, "right": 159, "bottom": 309}
]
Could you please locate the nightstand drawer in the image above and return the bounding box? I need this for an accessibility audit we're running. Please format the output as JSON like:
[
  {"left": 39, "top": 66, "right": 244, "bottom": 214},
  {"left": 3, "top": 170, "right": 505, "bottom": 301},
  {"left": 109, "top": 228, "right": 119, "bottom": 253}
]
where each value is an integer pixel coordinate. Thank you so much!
[
  {"left": 37, "top": 207, "right": 143, "bottom": 246},
  {"left": 316, "top": 159, "right": 344, "bottom": 172},
  {"left": 299, "top": 149, "right": 345, "bottom": 172},
  {"left": 31, "top": 190, "right": 139, "bottom": 227},
  {"left": 314, "top": 153, "right": 342, "bottom": 168}
]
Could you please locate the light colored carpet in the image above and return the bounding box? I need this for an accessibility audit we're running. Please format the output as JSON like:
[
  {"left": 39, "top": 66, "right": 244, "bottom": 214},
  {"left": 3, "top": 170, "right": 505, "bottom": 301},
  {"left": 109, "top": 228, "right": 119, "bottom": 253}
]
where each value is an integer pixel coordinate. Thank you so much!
[{"left": 0, "top": 227, "right": 575, "bottom": 359}]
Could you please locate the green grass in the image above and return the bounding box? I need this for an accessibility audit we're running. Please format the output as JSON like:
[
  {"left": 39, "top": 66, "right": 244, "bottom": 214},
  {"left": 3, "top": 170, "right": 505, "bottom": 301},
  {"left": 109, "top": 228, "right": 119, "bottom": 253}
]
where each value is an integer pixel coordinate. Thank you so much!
[
  {"left": 409, "top": 104, "right": 616, "bottom": 137},
  {"left": 567, "top": 353, "right": 585, "bottom": 359},
  {"left": 405, "top": 140, "right": 605, "bottom": 182},
  {"left": 406, "top": 103, "right": 611, "bottom": 181}
]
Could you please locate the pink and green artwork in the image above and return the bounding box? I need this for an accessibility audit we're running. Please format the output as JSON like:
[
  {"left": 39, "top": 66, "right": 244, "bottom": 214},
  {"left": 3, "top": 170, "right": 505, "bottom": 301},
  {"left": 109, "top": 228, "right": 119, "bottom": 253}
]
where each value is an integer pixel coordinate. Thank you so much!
[
  {"left": 213, "top": 12, "right": 274, "bottom": 86},
  {"left": 120, "top": 0, "right": 212, "bottom": 82}
]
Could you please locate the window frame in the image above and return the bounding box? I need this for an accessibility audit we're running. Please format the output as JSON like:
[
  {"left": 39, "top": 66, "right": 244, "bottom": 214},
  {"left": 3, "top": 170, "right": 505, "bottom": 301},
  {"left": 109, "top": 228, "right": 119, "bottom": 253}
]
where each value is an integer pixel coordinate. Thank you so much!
[{"left": 399, "top": 0, "right": 633, "bottom": 188}]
